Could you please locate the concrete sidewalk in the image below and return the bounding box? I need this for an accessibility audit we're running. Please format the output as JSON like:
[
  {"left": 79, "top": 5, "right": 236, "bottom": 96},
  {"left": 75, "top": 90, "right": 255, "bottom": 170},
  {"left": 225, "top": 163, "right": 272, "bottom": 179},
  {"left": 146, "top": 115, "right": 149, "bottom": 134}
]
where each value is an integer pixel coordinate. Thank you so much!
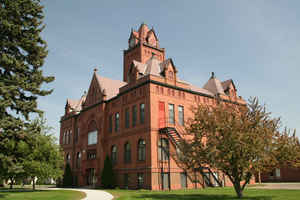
[
  {"left": 252, "top": 182, "right": 300, "bottom": 190},
  {"left": 48, "top": 188, "right": 114, "bottom": 200}
]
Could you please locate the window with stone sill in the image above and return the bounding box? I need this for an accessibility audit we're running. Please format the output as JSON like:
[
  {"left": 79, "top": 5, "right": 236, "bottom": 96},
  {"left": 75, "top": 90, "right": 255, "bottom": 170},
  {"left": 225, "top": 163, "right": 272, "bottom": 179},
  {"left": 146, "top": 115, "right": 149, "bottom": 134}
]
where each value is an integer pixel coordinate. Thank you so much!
[
  {"left": 111, "top": 145, "right": 117, "bottom": 165},
  {"left": 124, "top": 142, "right": 131, "bottom": 163},
  {"left": 125, "top": 108, "right": 130, "bottom": 128},
  {"left": 88, "top": 130, "right": 97, "bottom": 145},
  {"left": 140, "top": 103, "right": 145, "bottom": 124},
  {"left": 115, "top": 112, "right": 120, "bottom": 132},
  {"left": 138, "top": 139, "right": 146, "bottom": 161},
  {"left": 132, "top": 105, "right": 137, "bottom": 127}
]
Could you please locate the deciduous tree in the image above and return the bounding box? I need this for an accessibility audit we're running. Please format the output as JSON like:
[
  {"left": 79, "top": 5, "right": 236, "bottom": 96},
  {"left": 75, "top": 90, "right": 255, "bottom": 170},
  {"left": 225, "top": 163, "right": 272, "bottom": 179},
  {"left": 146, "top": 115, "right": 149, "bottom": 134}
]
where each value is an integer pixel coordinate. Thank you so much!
[
  {"left": 178, "top": 97, "right": 300, "bottom": 198},
  {"left": 22, "top": 117, "right": 64, "bottom": 190}
]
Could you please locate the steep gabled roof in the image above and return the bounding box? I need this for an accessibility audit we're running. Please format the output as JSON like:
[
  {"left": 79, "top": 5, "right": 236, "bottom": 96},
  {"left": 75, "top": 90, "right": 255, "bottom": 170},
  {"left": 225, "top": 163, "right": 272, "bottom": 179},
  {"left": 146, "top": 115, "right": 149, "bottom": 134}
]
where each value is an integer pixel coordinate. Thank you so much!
[
  {"left": 190, "top": 85, "right": 214, "bottom": 96},
  {"left": 203, "top": 73, "right": 225, "bottom": 95},
  {"left": 147, "top": 28, "right": 159, "bottom": 41},
  {"left": 66, "top": 94, "right": 86, "bottom": 112},
  {"left": 160, "top": 58, "right": 177, "bottom": 73},
  {"left": 144, "top": 55, "right": 163, "bottom": 76},
  {"left": 222, "top": 79, "right": 237, "bottom": 91},
  {"left": 95, "top": 74, "right": 127, "bottom": 100},
  {"left": 131, "top": 56, "right": 178, "bottom": 79}
]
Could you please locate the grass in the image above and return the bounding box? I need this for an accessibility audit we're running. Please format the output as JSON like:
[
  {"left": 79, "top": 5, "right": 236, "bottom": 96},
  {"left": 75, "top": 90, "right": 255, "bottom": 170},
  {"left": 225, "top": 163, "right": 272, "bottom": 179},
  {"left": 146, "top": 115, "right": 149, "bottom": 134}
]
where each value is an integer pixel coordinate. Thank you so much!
[
  {"left": 105, "top": 187, "right": 300, "bottom": 200},
  {"left": 0, "top": 189, "right": 86, "bottom": 200}
]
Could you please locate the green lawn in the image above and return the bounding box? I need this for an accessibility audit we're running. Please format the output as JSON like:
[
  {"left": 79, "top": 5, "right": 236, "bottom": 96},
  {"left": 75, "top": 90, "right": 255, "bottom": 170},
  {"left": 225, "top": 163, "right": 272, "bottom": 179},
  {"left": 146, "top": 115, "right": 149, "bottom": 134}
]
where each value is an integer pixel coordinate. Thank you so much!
[
  {"left": 0, "top": 189, "right": 86, "bottom": 200},
  {"left": 105, "top": 187, "right": 300, "bottom": 200}
]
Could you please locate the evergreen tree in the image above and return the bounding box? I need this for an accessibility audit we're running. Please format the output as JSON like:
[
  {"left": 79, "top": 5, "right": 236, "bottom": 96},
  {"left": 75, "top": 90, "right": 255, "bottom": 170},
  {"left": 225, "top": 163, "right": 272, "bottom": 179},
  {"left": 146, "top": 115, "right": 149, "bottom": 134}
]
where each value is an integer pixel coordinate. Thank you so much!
[
  {"left": 0, "top": 0, "right": 54, "bottom": 186},
  {"left": 101, "top": 155, "right": 116, "bottom": 189},
  {"left": 62, "top": 163, "right": 73, "bottom": 187}
]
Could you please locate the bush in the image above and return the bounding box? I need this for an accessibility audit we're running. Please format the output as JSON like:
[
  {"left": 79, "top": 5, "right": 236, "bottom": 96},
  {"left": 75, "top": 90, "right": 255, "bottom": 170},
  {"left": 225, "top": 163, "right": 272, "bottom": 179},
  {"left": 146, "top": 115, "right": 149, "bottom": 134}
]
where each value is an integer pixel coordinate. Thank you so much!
[{"left": 101, "top": 155, "right": 116, "bottom": 188}]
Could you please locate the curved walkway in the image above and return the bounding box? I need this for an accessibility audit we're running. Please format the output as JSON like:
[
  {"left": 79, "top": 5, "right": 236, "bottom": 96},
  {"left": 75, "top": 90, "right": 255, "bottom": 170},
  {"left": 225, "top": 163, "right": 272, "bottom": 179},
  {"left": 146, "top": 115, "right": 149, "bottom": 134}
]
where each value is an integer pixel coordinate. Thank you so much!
[{"left": 48, "top": 188, "right": 114, "bottom": 200}]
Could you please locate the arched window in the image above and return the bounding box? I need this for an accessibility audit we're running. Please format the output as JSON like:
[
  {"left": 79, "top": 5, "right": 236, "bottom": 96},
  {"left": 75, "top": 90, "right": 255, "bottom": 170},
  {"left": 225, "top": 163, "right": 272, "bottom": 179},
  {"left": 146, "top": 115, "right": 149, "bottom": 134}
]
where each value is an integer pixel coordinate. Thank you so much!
[
  {"left": 76, "top": 152, "right": 81, "bottom": 169},
  {"left": 111, "top": 145, "right": 117, "bottom": 165},
  {"left": 66, "top": 131, "right": 69, "bottom": 144},
  {"left": 158, "top": 138, "right": 169, "bottom": 161},
  {"left": 69, "top": 130, "right": 72, "bottom": 144},
  {"left": 138, "top": 139, "right": 146, "bottom": 161},
  {"left": 62, "top": 132, "right": 66, "bottom": 144},
  {"left": 66, "top": 153, "right": 71, "bottom": 163},
  {"left": 124, "top": 142, "right": 131, "bottom": 163}
]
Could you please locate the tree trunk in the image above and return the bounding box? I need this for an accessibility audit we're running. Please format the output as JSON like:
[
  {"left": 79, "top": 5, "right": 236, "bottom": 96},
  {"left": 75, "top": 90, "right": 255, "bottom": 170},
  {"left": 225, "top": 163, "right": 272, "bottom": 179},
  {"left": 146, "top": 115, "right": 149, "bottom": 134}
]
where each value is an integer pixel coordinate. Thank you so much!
[
  {"left": 258, "top": 171, "right": 261, "bottom": 184},
  {"left": 32, "top": 177, "right": 36, "bottom": 190},
  {"left": 233, "top": 182, "right": 243, "bottom": 198}
]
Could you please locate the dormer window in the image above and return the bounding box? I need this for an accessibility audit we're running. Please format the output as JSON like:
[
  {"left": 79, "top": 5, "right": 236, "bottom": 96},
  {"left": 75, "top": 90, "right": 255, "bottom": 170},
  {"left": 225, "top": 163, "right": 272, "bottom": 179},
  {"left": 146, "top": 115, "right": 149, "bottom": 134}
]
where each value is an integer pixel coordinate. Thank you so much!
[
  {"left": 168, "top": 71, "right": 174, "bottom": 80},
  {"left": 129, "top": 37, "right": 135, "bottom": 48}
]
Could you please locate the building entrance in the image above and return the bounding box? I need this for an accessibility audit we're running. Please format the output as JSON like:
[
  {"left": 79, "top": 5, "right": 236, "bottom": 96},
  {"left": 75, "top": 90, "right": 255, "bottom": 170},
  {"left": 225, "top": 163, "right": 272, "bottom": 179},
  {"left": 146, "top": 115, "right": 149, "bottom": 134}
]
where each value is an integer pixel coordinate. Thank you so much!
[{"left": 86, "top": 168, "right": 96, "bottom": 186}]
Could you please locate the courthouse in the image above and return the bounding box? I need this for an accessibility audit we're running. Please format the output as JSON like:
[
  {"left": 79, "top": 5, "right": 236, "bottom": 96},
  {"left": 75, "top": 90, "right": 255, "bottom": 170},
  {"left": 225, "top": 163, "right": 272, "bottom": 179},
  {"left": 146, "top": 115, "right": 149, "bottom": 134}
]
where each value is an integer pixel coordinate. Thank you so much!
[{"left": 60, "top": 23, "right": 247, "bottom": 189}]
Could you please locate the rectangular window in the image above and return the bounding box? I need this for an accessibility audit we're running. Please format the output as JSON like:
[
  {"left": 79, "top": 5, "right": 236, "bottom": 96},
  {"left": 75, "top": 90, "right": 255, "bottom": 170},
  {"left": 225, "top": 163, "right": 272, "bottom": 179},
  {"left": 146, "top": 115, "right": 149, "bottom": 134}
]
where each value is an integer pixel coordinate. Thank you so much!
[
  {"left": 275, "top": 168, "right": 281, "bottom": 178},
  {"left": 87, "top": 152, "right": 96, "bottom": 160},
  {"left": 75, "top": 127, "right": 80, "bottom": 143},
  {"left": 115, "top": 113, "right": 119, "bottom": 132},
  {"left": 137, "top": 173, "right": 144, "bottom": 188},
  {"left": 125, "top": 108, "right": 130, "bottom": 128},
  {"left": 132, "top": 105, "right": 137, "bottom": 127},
  {"left": 162, "top": 173, "right": 170, "bottom": 190},
  {"left": 108, "top": 115, "right": 112, "bottom": 133},
  {"left": 168, "top": 104, "right": 175, "bottom": 124},
  {"left": 178, "top": 105, "right": 184, "bottom": 126},
  {"left": 180, "top": 172, "right": 187, "bottom": 188},
  {"left": 88, "top": 130, "right": 97, "bottom": 145},
  {"left": 140, "top": 103, "right": 145, "bottom": 124}
]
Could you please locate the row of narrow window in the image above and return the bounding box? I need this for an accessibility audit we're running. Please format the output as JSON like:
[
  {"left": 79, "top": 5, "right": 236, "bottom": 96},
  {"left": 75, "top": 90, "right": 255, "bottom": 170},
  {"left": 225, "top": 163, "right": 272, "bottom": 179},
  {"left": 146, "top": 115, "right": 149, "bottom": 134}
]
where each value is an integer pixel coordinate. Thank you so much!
[
  {"left": 156, "top": 86, "right": 186, "bottom": 99},
  {"left": 62, "top": 130, "right": 72, "bottom": 145},
  {"left": 168, "top": 104, "right": 184, "bottom": 126},
  {"left": 66, "top": 139, "right": 147, "bottom": 169},
  {"left": 122, "top": 172, "right": 188, "bottom": 189},
  {"left": 109, "top": 103, "right": 145, "bottom": 133},
  {"left": 111, "top": 139, "right": 146, "bottom": 164}
]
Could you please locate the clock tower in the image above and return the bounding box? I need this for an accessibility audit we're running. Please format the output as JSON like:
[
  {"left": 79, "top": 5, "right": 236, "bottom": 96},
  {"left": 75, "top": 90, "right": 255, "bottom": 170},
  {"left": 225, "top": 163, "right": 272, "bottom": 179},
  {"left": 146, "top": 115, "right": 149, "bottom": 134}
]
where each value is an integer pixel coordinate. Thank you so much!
[{"left": 123, "top": 23, "right": 166, "bottom": 82}]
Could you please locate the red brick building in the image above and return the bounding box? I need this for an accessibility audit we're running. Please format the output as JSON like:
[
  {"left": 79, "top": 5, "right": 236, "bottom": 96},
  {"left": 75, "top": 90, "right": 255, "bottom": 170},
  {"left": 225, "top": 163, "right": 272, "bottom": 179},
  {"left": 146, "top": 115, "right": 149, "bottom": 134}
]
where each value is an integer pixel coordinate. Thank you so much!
[
  {"left": 261, "top": 166, "right": 300, "bottom": 182},
  {"left": 60, "top": 23, "right": 248, "bottom": 189}
]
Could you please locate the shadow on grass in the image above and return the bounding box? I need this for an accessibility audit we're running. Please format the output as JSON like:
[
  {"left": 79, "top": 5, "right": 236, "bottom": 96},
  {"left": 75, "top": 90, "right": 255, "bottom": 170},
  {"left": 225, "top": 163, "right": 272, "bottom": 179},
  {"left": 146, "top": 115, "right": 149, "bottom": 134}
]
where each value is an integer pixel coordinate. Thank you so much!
[
  {"left": 139, "top": 194, "right": 273, "bottom": 200},
  {"left": 0, "top": 189, "right": 47, "bottom": 193}
]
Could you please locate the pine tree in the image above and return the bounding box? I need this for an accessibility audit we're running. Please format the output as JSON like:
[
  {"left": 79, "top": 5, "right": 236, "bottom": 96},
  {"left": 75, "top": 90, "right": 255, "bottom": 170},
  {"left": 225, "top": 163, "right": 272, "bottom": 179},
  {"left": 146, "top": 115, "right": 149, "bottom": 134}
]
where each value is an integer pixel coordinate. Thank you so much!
[
  {"left": 62, "top": 163, "right": 73, "bottom": 187},
  {"left": 101, "top": 155, "right": 116, "bottom": 189},
  {"left": 0, "top": 0, "right": 54, "bottom": 185}
]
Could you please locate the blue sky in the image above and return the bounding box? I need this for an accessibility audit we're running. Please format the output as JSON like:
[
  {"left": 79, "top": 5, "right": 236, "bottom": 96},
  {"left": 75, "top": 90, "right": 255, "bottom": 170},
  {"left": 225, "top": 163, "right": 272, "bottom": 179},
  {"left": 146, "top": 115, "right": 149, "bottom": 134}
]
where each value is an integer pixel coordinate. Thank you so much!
[{"left": 40, "top": 0, "right": 300, "bottom": 139}]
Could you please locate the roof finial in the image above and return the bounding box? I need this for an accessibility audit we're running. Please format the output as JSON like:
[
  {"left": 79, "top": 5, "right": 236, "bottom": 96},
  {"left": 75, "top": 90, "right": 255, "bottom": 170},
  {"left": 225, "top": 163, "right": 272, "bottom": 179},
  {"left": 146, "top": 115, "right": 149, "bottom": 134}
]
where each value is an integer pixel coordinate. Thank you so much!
[
  {"left": 94, "top": 67, "right": 98, "bottom": 73},
  {"left": 83, "top": 90, "right": 87, "bottom": 95},
  {"left": 211, "top": 72, "right": 215, "bottom": 79}
]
